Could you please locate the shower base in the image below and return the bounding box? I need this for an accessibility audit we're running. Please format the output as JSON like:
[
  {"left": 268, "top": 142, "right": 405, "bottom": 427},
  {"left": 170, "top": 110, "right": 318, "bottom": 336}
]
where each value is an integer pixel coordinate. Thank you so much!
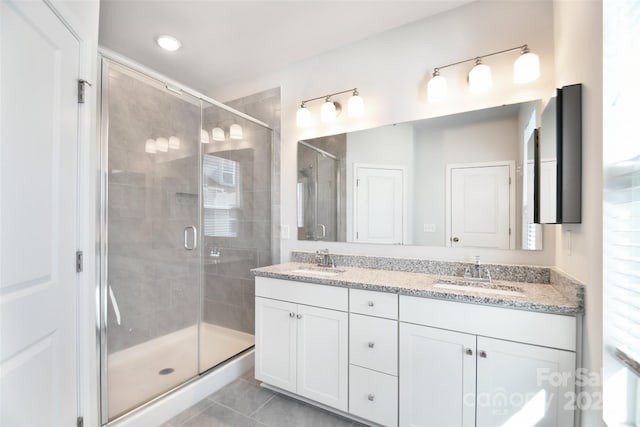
[{"left": 107, "top": 323, "right": 254, "bottom": 420}]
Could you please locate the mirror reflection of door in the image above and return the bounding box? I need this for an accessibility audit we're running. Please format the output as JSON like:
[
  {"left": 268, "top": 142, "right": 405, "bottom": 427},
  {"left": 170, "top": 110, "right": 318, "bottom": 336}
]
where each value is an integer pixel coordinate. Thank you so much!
[
  {"left": 354, "top": 164, "right": 405, "bottom": 244},
  {"left": 448, "top": 162, "right": 514, "bottom": 249}
]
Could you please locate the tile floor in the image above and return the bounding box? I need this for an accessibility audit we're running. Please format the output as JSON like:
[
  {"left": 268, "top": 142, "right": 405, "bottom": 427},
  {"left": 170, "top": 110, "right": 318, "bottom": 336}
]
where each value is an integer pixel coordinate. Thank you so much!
[{"left": 161, "top": 370, "right": 366, "bottom": 427}]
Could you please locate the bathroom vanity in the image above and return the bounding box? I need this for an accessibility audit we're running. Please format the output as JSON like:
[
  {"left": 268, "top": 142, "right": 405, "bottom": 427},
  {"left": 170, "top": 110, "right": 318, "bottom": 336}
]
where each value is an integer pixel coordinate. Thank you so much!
[{"left": 252, "top": 253, "right": 583, "bottom": 427}]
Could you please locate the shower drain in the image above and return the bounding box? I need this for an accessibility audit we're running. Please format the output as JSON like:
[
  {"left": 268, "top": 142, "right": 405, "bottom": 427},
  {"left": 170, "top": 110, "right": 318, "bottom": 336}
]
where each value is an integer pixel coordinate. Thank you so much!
[{"left": 158, "top": 368, "right": 174, "bottom": 375}]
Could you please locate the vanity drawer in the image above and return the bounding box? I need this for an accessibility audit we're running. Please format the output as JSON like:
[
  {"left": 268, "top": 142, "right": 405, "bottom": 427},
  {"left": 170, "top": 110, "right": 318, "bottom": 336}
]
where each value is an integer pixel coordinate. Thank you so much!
[
  {"left": 349, "top": 365, "right": 398, "bottom": 427},
  {"left": 350, "top": 289, "right": 398, "bottom": 319},
  {"left": 350, "top": 314, "right": 398, "bottom": 375},
  {"left": 256, "top": 277, "right": 347, "bottom": 311}
]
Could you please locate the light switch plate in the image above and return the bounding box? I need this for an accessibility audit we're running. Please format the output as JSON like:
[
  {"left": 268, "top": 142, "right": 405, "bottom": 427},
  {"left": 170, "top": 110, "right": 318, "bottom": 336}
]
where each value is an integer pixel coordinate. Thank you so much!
[{"left": 281, "top": 224, "right": 290, "bottom": 240}]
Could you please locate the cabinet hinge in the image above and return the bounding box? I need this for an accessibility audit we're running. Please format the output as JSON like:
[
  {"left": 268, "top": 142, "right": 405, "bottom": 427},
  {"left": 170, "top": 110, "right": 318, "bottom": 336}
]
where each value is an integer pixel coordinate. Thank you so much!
[
  {"left": 77, "top": 79, "right": 92, "bottom": 104},
  {"left": 77, "top": 417, "right": 84, "bottom": 427},
  {"left": 356, "top": 232, "right": 359, "bottom": 240},
  {"left": 76, "top": 250, "right": 83, "bottom": 273}
]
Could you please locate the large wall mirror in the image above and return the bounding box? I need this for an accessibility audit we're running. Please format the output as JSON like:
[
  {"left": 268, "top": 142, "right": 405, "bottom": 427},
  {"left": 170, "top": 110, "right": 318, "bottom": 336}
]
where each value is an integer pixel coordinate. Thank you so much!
[{"left": 297, "top": 100, "right": 545, "bottom": 250}]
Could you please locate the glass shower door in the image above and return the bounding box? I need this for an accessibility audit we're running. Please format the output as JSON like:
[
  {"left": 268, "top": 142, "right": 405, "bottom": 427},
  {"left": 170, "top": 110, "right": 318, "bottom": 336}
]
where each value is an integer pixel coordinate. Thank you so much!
[{"left": 102, "top": 62, "right": 201, "bottom": 421}]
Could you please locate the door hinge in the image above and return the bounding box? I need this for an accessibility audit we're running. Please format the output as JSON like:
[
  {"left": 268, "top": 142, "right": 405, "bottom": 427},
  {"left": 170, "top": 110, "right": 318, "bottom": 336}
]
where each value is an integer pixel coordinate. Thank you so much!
[
  {"left": 77, "top": 417, "right": 84, "bottom": 427},
  {"left": 356, "top": 179, "right": 360, "bottom": 187},
  {"left": 509, "top": 227, "right": 512, "bottom": 235},
  {"left": 77, "top": 79, "right": 92, "bottom": 104},
  {"left": 509, "top": 177, "right": 512, "bottom": 185},
  {"left": 356, "top": 232, "right": 359, "bottom": 240},
  {"left": 76, "top": 250, "right": 83, "bottom": 273}
]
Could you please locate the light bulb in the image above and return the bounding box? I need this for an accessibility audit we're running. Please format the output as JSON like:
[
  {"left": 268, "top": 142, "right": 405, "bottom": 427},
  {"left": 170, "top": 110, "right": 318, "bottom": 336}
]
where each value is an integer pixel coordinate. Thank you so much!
[
  {"left": 211, "top": 127, "right": 225, "bottom": 141},
  {"left": 320, "top": 99, "right": 337, "bottom": 122},
  {"left": 427, "top": 70, "right": 447, "bottom": 102},
  {"left": 156, "top": 35, "right": 182, "bottom": 51},
  {"left": 468, "top": 59, "right": 492, "bottom": 93},
  {"left": 155, "top": 137, "right": 169, "bottom": 152},
  {"left": 514, "top": 47, "right": 540, "bottom": 84},
  {"left": 296, "top": 104, "right": 311, "bottom": 127},
  {"left": 348, "top": 91, "right": 364, "bottom": 118},
  {"left": 229, "top": 124, "right": 243, "bottom": 140},
  {"left": 145, "top": 139, "right": 157, "bottom": 154},
  {"left": 169, "top": 136, "right": 180, "bottom": 150},
  {"left": 200, "top": 129, "right": 210, "bottom": 144}
]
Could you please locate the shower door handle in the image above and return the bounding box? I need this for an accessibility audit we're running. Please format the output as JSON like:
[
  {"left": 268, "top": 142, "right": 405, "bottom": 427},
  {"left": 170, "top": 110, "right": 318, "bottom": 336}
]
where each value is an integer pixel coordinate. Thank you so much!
[{"left": 184, "top": 226, "right": 197, "bottom": 250}]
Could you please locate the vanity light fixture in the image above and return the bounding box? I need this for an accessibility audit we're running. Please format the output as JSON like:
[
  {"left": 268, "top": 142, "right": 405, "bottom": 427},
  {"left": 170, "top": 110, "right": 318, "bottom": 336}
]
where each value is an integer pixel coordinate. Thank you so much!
[
  {"left": 200, "top": 129, "right": 210, "bottom": 144},
  {"left": 168, "top": 136, "right": 181, "bottom": 150},
  {"left": 426, "top": 44, "right": 540, "bottom": 102},
  {"left": 155, "top": 137, "right": 169, "bottom": 152},
  {"left": 156, "top": 35, "right": 182, "bottom": 51},
  {"left": 211, "top": 127, "right": 225, "bottom": 141},
  {"left": 296, "top": 88, "right": 363, "bottom": 127},
  {"left": 145, "top": 139, "right": 157, "bottom": 154},
  {"left": 229, "top": 123, "right": 243, "bottom": 140}
]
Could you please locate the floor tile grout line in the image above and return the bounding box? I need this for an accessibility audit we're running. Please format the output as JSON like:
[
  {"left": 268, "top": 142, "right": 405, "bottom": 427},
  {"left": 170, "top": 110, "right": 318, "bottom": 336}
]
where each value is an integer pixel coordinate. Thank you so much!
[
  {"left": 248, "top": 392, "right": 277, "bottom": 419},
  {"left": 207, "top": 398, "right": 268, "bottom": 422},
  {"left": 167, "top": 399, "right": 217, "bottom": 427}
]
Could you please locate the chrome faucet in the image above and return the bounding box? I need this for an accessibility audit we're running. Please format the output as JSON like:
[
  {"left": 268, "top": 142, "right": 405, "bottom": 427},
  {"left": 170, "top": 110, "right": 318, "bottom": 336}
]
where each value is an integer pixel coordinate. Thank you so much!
[
  {"left": 315, "top": 249, "right": 335, "bottom": 268},
  {"left": 464, "top": 256, "right": 492, "bottom": 283}
]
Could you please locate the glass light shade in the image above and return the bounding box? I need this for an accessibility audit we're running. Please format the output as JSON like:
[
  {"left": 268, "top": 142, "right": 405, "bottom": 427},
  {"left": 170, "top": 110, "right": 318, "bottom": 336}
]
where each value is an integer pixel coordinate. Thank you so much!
[
  {"left": 156, "top": 35, "right": 182, "bottom": 51},
  {"left": 347, "top": 95, "right": 364, "bottom": 118},
  {"left": 468, "top": 62, "right": 493, "bottom": 93},
  {"left": 169, "top": 136, "right": 180, "bottom": 150},
  {"left": 320, "top": 100, "right": 337, "bottom": 122},
  {"left": 296, "top": 106, "right": 311, "bottom": 127},
  {"left": 211, "top": 127, "right": 225, "bottom": 141},
  {"left": 155, "top": 137, "right": 169, "bottom": 152},
  {"left": 200, "top": 129, "right": 210, "bottom": 144},
  {"left": 229, "top": 124, "right": 243, "bottom": 140},
  {"left": 145, "top": 139, "right": 157, "bottom": 154},
  {"left": 514, "top": 51, "right": 541, "bottom": 84},
  {"left": 427, "top": 74, "right": 447, "bottom": 102}
]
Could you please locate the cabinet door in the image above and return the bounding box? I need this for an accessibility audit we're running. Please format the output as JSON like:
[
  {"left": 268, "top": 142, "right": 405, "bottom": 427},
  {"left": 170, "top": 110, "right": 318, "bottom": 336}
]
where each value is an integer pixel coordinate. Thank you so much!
[
  {"left": 297, "top": 304, "right": 348, "bottom": 411},
  {"left": 255, "top": 297, "right": 297, "bottom": 392},
  {"left": 399, "top": 323, "right": 476, "bottom": 427},
  {"left": 476, "top": 337, "right": 576, "bottom": 427}
]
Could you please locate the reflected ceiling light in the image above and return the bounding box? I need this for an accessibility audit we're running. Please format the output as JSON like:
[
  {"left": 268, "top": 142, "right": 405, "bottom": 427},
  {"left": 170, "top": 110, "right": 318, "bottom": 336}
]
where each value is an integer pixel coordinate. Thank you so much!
[
  {"left": 156, "top": 35, "right": 182, "bottom": 51},
  {"left": 200, "top": 129, "right": 210, "bottom": 144},
  {"left": 145, "top": 139, "right": 157, "bottom": 154},
  {"left": 514, "top": 45, "right": 541, "bottom": 84},
  {"left": 426, "top": 44, "right": 540, "bottom": 102},
  {"left": 347, "top": 90, "right": 364, "bottom": 118},
  {"left": 427, "top": 69, "right": 447, "bottom": 102},
  {"left": 296, "top": 87, "right": 362, "bottom": 127},
  {"left": 468, "top": 58, "right": 492, "bottom": 93},
  {"left": 211, "top": 127, "right": 226, "bottom": 141},
  {"left": 296, "top": 103, "right": 311, "bottom": 127},
  {"left": 169, "top": 136, "right": 181, "bottom": 150},
  {"left": 155, "top": 137, "right": 169, "bottom": 152},
  {"left": 229, "top": 124, "right": 243, "bottom": 140}
]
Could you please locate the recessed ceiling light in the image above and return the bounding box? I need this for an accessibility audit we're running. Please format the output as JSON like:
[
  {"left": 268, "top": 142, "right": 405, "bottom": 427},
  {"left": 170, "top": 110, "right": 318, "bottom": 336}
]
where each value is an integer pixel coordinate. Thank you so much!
[{"left": 156, "top": 35, "right": 182, "bottom": 51}]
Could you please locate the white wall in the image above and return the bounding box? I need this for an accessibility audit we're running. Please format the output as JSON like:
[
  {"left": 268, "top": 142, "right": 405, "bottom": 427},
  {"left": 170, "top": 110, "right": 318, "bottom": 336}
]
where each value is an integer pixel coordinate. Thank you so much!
[
  {"left": 553, "top": 1, "right": 604, "bottom": 426},
  {"left": 210, "top": 0, "right": 558, "bottom": 265}
]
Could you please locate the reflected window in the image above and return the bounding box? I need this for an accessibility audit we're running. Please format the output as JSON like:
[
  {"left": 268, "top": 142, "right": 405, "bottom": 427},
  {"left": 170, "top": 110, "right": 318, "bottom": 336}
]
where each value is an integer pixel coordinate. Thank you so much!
[{"left": 203, "top": 155, "right": 240, "bottom": 237}]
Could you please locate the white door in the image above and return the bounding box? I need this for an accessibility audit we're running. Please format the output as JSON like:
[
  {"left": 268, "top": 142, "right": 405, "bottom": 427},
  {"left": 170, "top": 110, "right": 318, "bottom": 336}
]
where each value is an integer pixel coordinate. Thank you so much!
[
  {"left": 297, "top": 304, "right": 348, "bottom": 411},
  {"left": 355, "top": 166, "right": 404, "bottom": 244},
  {"left": 399, "top": 323, "right": 476, "bottom": 427},
  {"left": 255, "top": 297, "right": 297, "bottom": 393},
  {"left": 0, "top": 1, "right": 80, "bottom": 426},
  {"left": 449, "top": 164, "right": 511, "bottom": 249},
  {"left": 476, "top": 337, "right": 575, "bottom": 427}
]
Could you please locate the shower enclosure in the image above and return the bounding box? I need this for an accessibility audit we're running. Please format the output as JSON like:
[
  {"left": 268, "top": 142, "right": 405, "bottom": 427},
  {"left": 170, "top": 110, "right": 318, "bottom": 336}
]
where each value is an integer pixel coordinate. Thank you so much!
[
  {"left": 297, "top": 141, "right": 340, "bottom": 241},
  {"left": 99, "top": 59, "right": 272, "bottom": 423}
]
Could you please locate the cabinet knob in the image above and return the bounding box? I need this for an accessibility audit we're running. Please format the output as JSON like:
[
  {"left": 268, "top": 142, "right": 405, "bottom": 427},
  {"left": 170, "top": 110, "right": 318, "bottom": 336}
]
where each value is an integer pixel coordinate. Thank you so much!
[
  {"left": 296, "top": 314, "right": 302, "bottom": 319},
  {"left": 465, "top": 348, "right": 473, "bottom": 356},
  {"left": 367, "top": 341, "right": 375, "bottom": 349},
  {"left": 289, "top": 312, "right": 295, "bottom": 318},
  {"left": 452, "top": 237, "right": 460, "bottom": 242},
  {"left": 367, "top": 301, "right": 375, "bottom": 307},
  {"left": 479, "top": 350, "right": 487, "bottom": 358},
  {"left": 367, "top": 393, "right": 375, "bottom": 402}
]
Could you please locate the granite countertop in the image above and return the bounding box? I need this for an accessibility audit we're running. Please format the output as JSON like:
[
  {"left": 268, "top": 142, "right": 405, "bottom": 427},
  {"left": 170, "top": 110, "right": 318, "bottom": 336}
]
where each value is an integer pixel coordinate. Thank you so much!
[{"left": 252, "top": 262, "right": 583, "bottom": 316}]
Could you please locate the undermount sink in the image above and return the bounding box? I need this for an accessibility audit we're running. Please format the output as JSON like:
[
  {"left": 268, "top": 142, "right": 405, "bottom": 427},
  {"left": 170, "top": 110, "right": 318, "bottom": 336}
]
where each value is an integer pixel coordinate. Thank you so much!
[
  {"left": 433, "top": 279, "right": 524, "bottom": 297},
  {"left": 288, "top": 266, "right": 346, "bottom": 277}
]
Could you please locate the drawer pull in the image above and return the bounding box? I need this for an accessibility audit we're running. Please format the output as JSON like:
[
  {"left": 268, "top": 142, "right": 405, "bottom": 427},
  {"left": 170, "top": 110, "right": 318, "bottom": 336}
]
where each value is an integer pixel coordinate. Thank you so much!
[
  {"left": 367, "top": 393, "right": 375, "bottom": 402},
  {"left": 367, "top": 301, "right": 375, "bottom": 307},
  {"left": 465, "top": 348, "right": 473, "bottom": 356},
  {"left": 367, "top": 341, "right": 375, "bottom": 349},
  {"left": 479, "top": 350, "right": 487, "bottom": 358},
  {"left": 296, "top": 314, "right": 303, "bottom": 319},
  {"left": 289, "top": 312, "right": 295, "bottom": 318}
]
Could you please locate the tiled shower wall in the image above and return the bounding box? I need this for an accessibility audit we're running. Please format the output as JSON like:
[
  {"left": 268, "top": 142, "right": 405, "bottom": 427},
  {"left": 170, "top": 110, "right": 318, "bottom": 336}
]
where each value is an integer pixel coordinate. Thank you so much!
[{"left": 106, "top": 67, "right": 201, "bottom": 353}]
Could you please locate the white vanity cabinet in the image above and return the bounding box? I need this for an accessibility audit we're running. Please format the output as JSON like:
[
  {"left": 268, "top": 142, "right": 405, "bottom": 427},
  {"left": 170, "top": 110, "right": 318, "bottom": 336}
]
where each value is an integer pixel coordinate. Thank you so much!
[
  {"left": 399, "top": 296, "right": 577, "bottom": 427},
  {"left": 255, "top": 277, "right": 349, "bottom": 412}
]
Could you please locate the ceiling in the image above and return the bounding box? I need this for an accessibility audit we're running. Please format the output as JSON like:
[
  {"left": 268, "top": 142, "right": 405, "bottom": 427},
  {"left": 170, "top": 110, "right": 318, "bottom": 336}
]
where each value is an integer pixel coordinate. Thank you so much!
[{"left": 99, "top": 0, "right": 473, "bottom": 96}]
